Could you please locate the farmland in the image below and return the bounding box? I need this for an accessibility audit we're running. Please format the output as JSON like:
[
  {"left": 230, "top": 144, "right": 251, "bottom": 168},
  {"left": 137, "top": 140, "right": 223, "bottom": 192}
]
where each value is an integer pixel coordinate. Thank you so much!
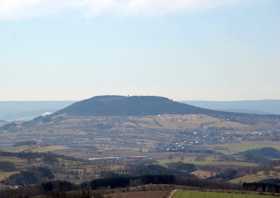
[
  {"left": 173, "top": 190, "right": 277, "bottom": 198},
  {"left": 230, "top": 170, "right": 280, "bottom": 184},
  {"left": 105, "top": 190, "right": 170, "bottom": 198},
  {"left": 210, "top": 142, "right": 280, "bottom": 155}
]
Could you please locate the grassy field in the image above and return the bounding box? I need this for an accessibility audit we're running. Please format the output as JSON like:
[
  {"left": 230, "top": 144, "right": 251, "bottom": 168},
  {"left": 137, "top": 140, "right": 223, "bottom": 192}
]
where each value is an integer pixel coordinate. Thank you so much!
[
  {"left": 230, "top": 170, "right": 280, "bottom": 184},
  {"left": 0, "top": 171, "right": 18, "bottom": 182},
  {"left": 5, "top": 145, "right": 66, "bottom": 153},
  {"left": 173, "top": 190, "right": 277, "bottom": 198},
  {"left": 210, "top": 142, "right": 280, "bottom": 155},
  {"left": 158, "top": 156, "right": 256, "bottom": 167},
  {"left": 105, "top": 190, "right": 170, "bottom": 198},
  {"left": 0, "top": 156, "right": 25, "bottom": 164}
]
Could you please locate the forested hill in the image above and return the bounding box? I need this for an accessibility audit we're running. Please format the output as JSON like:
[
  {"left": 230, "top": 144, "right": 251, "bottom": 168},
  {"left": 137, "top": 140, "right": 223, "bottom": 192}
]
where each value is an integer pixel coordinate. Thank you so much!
[{"left": 55, "top": 95, "right": 215, "bottom": 116}]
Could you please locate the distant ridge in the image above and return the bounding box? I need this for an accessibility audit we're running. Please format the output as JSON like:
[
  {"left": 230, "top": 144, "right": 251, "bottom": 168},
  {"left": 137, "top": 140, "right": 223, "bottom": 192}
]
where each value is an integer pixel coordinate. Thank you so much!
[
  {"left": 56, "top": 95, "right": 212, "bottom": 116},
  {"left": 0, "top": 101, "right": 73, "bottom": 121},
  {"left": 49, "top": 96, "right": 280, "bottom": 127},
  {"left": 0, "top": 120, "right": 7, "bottom": 127},
  {"left": 238, "top": 147, "right": 280, "bottom": 163},
  {"left": 184, "top": 100, "right": 280, "bottom": 115}
]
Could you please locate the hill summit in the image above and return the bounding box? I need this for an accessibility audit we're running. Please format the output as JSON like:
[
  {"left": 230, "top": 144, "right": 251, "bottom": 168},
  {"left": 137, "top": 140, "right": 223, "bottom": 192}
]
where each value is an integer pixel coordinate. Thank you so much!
[{"left": 56, "top": 95, "right": 211, "bottom": 116}]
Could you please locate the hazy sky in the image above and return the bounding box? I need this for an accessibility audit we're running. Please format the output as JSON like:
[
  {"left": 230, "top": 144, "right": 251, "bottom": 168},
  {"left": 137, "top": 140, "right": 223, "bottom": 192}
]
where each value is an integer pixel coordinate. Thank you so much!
[{"left": 0, "top": 0, "right": 279, "bottom": 101}]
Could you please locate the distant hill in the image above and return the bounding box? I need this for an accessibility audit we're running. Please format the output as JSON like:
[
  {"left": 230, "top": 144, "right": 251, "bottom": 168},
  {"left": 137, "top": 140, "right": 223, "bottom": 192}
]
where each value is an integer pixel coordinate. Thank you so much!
[
  {"left": 0, "top": 120, "right": 7, "bottom": 127},
  {"left": 56, "top": 96, "right": 212, "bottom": 116},
  {"left": 260, "top": 179, "right": 280, "bottom": 185},
  {"left": 184, "top": 100, "right": 280, "bottom": 115},
  {"left": 0, "top": 101, "right": 74, "bottom": 121},
  {"left": 238, "top": 147, "right": 280, "bottom": 163},
  {"left": 2, "top": 99, "right": 280, "bottom": 121},
  {"left": 2, "top": 95, "right": 280, "bottom": 152},
  {"left": 54, "top": 96, "right": 280, "bottom": 126}
]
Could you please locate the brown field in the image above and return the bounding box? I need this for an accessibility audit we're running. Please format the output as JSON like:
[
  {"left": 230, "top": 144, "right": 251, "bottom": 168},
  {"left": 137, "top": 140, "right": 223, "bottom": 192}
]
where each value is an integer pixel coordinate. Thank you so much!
[{"left": 191, "top": 170, "right": 216, "bottom": 179}]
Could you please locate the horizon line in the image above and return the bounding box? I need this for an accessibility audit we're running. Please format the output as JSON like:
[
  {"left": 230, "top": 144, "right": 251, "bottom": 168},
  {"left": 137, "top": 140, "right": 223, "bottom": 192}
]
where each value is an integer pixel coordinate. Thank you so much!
[{"left": 0, "top": 97, "right": 280, "bottom": 103}]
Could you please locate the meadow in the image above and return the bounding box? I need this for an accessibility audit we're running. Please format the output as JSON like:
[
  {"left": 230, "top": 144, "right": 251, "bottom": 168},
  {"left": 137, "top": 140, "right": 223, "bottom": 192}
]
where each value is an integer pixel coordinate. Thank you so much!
[
  {"left": 210, "top": 142, "right": 280, "bottom": 155},
  {"left": 173, "top": 190, "right": 277, "bottom": 198}
]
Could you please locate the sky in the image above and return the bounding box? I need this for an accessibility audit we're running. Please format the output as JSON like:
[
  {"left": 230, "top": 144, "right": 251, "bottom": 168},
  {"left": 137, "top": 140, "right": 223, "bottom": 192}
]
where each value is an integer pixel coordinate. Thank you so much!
[{"left": 0, "top": 0, "right": 279, "bottom": 101}]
